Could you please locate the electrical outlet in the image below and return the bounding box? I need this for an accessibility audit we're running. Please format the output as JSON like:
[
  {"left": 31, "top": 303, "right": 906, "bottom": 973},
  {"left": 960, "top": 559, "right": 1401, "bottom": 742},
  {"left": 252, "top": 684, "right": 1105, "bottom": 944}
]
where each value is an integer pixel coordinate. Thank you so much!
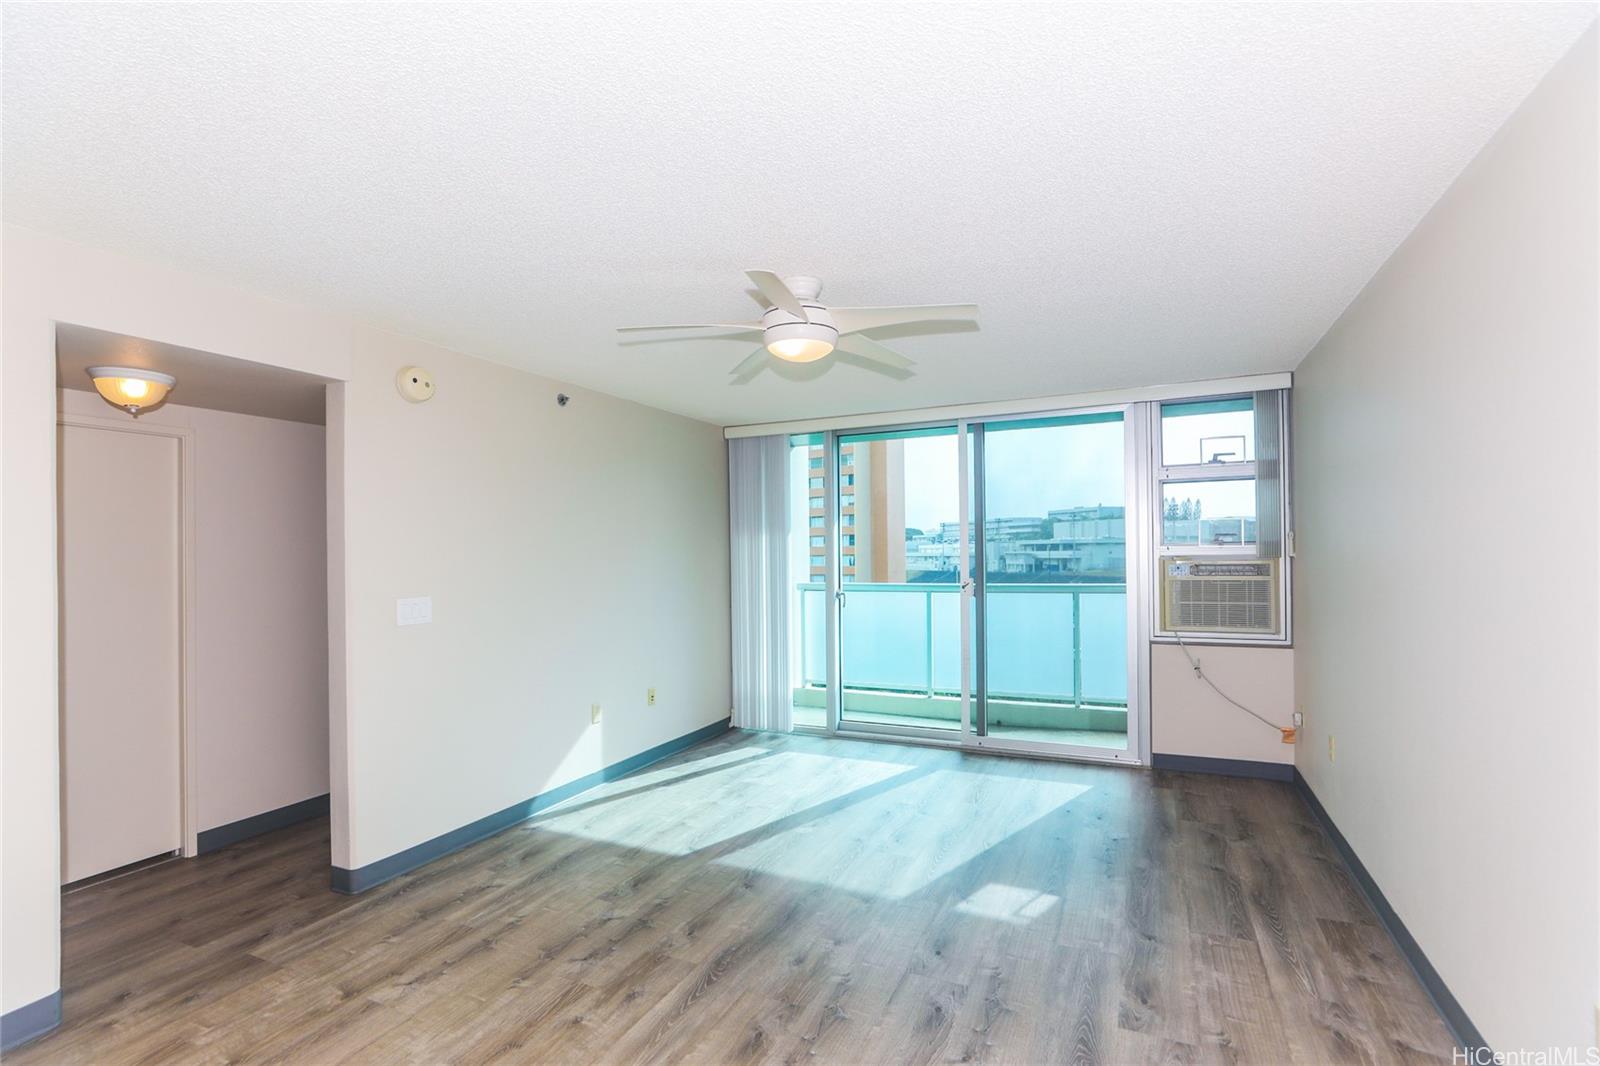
[
  {"left": 647, "top": 687, "right": 656, "bottom": 706},
  {"left": 591, "top": 703, "right": 602, "bottom": 725},
  {"left": 1328, "top": 734, "right": 1336, "bottom": 762}
]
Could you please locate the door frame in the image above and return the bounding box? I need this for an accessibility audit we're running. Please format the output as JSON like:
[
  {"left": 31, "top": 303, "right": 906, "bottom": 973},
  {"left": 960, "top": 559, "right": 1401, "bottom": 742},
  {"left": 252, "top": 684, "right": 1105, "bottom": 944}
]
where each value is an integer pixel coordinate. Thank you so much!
[
  {"left": 828, "top": 419, "right": 968, "bottom": 745},
  {"left": 58, "top": 411, "right": 200, "bottom": 859},
  {"left": 820, "top": 407, "right": 1151, "bottom": 766}
]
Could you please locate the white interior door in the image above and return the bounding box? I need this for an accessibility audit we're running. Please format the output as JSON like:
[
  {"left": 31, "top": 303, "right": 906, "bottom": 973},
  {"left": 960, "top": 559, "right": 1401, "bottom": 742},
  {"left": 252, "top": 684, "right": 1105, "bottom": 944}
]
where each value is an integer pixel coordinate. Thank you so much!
[{"left": 59, "top": 422, "right": 183, "bottom": 882}]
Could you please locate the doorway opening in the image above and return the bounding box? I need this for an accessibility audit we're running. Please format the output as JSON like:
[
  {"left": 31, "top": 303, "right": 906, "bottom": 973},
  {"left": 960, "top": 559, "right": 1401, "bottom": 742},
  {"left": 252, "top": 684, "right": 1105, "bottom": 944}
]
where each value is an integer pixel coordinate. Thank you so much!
[{"left": 55, "top": 323, "right": 334, "bottom": 885}]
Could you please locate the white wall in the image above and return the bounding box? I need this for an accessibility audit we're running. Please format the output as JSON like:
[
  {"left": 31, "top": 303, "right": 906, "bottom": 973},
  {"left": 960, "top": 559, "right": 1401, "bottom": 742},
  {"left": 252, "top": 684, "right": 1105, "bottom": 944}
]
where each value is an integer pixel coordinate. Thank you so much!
[
  {"left": 58, "top": 390, "right": 330, "bottom": 833},
  {"left": 1151, "top": 643, "right": 1295, "bottom": 765},
  {"left": 1293, "top": 27, "right": 1598, "bottom": 1052},
  {"left": 333, "top": 330, "right": 730, "bottom": 870}
]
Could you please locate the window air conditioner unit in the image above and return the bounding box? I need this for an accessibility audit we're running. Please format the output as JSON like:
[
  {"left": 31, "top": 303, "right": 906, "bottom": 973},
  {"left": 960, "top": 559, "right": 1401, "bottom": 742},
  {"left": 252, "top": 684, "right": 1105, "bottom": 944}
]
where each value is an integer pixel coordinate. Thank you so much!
[{"left": 1161, "top": 557, "right": 1278, "bottom": 635}]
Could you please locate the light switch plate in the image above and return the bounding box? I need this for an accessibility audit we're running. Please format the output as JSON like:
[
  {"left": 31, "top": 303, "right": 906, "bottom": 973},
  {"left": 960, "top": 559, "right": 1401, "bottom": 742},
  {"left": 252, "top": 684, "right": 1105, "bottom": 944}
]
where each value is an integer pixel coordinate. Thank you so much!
[{"left": 397, "top": 596, "right": 432, "bottom": 626}]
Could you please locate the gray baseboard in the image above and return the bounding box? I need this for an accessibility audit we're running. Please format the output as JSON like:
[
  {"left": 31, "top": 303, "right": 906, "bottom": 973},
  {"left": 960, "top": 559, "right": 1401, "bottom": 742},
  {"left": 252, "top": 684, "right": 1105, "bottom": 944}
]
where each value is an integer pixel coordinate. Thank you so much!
[
  {"left": 1, "top": 990, "right": 61, "bottom": 1052},
  {"left": 331, "top": 716, "right": 732, "bottom": 894},
  {"left": 197, "top": 793, "right": 331, "bottom": 854},
  {"left": 1151, "top": 752, "right": 1294, "bottom": 781},
  {"left": 1293, "top": 769, "right": 1487, "bottom": 1055}
]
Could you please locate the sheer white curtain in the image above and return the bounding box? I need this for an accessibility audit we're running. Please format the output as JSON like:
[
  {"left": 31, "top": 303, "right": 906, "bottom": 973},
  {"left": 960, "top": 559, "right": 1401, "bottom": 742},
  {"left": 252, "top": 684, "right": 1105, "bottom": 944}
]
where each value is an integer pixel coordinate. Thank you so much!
[{"left": 728, "top": 434, "right": 792, "bottom": 732}]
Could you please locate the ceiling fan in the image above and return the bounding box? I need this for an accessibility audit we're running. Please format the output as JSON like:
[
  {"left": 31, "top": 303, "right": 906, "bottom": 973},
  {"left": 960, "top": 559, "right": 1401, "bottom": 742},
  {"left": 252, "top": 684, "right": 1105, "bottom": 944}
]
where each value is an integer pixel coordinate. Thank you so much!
[{"left": 618, "top": 270, "right": 978, "bottom": 379}]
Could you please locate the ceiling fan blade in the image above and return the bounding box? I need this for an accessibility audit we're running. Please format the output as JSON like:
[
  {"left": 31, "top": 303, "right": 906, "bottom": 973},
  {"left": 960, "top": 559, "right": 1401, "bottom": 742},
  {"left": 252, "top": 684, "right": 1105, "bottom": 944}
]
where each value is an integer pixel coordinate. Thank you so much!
[
  {"left": 837, "top": 333, "right": 914, "bottom": 369},
  {"left": 830, "top": 304, "right": 979, "bottom": 335},
  {"left": 729, "top": 346, "right": 771, "bottom": 377},
  {"left": 744, "top": 270, "right": 808, "bottom": 319},
  {"left": 617, "top": 322, "right": 763, "bottom": 333}
]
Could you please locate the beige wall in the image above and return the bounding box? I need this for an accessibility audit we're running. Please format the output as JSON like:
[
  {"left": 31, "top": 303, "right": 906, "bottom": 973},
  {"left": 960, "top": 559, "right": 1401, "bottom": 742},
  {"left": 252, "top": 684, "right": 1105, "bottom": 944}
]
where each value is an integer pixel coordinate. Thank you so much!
[
  {"left": 1293, "top": 28, "right": 1598, "bottom": 1051},
  {"left": 58, "top": 390, "right": 331, "bottom": 832},
  {"left": 333, "top": 329, "right": 730, "bottom": 869},
  {"left": 1151, "top": 643, "right": 1294, "bottom": 765}
]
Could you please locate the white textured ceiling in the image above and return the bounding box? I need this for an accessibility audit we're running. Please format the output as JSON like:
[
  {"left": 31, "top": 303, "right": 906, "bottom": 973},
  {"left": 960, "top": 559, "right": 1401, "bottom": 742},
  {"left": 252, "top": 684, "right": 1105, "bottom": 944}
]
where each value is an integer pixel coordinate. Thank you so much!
[{"left": 4, "top": 3, "right": 1594, "bottom": 426}]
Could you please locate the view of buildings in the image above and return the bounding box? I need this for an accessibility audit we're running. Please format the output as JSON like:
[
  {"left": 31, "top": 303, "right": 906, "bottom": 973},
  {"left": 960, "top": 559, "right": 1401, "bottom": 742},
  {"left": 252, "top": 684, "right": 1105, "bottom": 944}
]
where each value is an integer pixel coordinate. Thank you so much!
[{"left": 800, "top": 439, "right": 1254, "bottom": 585}]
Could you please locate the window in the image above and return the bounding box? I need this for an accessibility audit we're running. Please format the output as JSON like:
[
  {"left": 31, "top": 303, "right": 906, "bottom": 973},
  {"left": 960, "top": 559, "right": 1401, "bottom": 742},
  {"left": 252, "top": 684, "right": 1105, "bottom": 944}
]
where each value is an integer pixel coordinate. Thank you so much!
[
  {"left": 840, "top": 494, "right": 855, "bottom": 507},
  {"left": 810, "top": 535, "right": 825, "bottom": 547},
  {"left": 842, "top": 554, "right": 856, "bottom": 566},
  {"left": 841, "top": 473, "right": 855, "bottom": 487},
  {"left": 809, "top": 456, "right": 822, "bottom": 469},
  {"left": 842, "top": 514, "right": 855, "bottom": 527},
  {"left": 1161, "top": 397, "right": 1254, "bottom": 466},
  {"left": 842, "top": 534, "right": 856, "bottom": 546},
  {"left": 808, "top": 477, "right": 823, "bottom": 490},
  {"left": 1162, "top": 479, "right": 1256, "bottom": 546},
  {"left": 809, "top": 516, "right": 824, "bottom": 528},
  {"left": 810, "top": 554, "right": 825, "bottom": 568},
  {"left": 1158, "top": 397, "right": 1258, "bottom": 552},
  {"left": 1154, "top": 391, "right": 1290, "bottom": 643}
]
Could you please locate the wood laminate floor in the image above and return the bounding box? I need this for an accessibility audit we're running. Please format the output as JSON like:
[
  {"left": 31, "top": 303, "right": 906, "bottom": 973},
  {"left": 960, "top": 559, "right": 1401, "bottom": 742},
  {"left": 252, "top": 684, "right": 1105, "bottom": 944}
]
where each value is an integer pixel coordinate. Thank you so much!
[{"left": 13, "top": 731, "right": 1456, "bottom": 1065}]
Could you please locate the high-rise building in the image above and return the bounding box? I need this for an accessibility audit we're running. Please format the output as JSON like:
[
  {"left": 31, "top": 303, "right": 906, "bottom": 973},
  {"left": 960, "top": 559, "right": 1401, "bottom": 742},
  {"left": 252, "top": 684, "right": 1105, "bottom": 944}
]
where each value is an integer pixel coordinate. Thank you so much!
[{"left": 807, "top": 439, "right": 909, "bottom": 583}]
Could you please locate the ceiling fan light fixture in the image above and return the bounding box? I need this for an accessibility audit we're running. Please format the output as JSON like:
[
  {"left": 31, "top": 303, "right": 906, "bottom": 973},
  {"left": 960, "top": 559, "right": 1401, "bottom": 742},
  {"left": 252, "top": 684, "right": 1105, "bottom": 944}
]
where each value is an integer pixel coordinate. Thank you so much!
[
  {"left": 616, "top": 270, "right": 977, "bottom": 379},
  {"left": 767, "top": 337, "right": 835, "bottom": 363},
  {"left": 87, "top": 366, "right": 176, "bottom": 415},
  {"left": 763, "top": 321, "right": 838, "bottom": 363}
]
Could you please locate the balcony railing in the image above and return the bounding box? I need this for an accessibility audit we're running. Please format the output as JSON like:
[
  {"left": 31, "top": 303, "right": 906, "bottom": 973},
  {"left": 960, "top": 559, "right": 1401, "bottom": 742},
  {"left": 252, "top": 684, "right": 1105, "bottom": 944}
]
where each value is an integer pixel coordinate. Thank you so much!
[{"left": 795, "top": 581, "right": 1128, "bottom": 710}]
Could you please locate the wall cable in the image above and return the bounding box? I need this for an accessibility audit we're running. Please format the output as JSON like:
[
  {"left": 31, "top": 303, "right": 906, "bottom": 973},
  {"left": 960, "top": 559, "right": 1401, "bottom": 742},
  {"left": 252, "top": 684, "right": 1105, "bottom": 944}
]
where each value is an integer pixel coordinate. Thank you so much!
[{"left": 1171, "top": 631, "right": 1294, "bottom": 737}]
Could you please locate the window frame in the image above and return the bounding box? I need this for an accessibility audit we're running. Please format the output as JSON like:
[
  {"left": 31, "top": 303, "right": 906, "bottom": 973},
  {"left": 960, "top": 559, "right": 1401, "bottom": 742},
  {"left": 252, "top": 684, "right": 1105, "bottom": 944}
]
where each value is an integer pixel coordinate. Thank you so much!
[
  {"left": 1158, "top": 473, "right": 1259, "bottom": 550},
  {"left": 1155, "top": 394, "right": 1258, "bottom": 555},
  {"left": 1151, "top": 393, "right": 1293, "bottom": 645}
]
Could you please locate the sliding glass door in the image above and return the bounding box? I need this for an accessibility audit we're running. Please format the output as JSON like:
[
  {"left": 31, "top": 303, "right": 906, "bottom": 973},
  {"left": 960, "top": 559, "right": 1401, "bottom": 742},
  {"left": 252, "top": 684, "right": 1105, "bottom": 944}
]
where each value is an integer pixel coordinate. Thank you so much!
[
  {"left": 788, "top": 435, "right": 828, "bottom": 731},
  {"left": 971, "top": 413, "right": 1132, "bottom": 756},
  {"left": 811, "top": 407, "right": 1143, "bottom": 762},
  {"left": 835, "top": 427, "right": 966, "bottom": 735}
]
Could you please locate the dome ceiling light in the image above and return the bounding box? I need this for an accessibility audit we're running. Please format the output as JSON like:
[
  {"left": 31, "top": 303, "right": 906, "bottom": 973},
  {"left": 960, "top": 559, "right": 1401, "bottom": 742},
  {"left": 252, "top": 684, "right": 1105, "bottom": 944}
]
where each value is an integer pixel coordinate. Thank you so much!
[{"left": 86, "top": 366, "right": 176, "bottom": 416}]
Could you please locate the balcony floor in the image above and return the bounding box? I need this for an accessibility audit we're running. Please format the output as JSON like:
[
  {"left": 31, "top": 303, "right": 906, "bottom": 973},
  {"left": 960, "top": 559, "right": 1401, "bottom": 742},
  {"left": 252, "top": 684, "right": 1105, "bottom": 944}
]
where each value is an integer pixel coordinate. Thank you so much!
[{"left": 793, "top": 704, "right": 1127, "bottom": 750}]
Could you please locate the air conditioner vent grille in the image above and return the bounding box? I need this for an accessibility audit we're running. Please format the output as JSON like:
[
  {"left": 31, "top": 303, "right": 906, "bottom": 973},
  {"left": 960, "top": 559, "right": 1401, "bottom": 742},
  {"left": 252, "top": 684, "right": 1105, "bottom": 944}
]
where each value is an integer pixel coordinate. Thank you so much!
[{"left": 1162, "top": 559, "right": 1278, "bottom": 634}]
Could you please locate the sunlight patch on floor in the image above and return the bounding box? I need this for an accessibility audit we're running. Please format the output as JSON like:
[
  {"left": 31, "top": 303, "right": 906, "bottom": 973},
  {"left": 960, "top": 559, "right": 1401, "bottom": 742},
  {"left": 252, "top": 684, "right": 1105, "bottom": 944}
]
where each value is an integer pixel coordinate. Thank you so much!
[
  {"left": 955, "top": 883, "right": 1061, "bottom": 924},
  {"left": 713, "top": 769, "right": 1089, "bottom": 899},
  {"left": 530, "top": 750, "right": 911, "bottom": 855}
]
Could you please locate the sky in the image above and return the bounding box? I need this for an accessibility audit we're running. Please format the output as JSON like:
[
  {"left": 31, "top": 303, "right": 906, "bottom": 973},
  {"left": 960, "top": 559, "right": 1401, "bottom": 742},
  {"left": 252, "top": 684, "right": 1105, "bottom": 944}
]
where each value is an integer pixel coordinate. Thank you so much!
[{"left": 900, "top": 420, "right": 1125, "bottom": 532}]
